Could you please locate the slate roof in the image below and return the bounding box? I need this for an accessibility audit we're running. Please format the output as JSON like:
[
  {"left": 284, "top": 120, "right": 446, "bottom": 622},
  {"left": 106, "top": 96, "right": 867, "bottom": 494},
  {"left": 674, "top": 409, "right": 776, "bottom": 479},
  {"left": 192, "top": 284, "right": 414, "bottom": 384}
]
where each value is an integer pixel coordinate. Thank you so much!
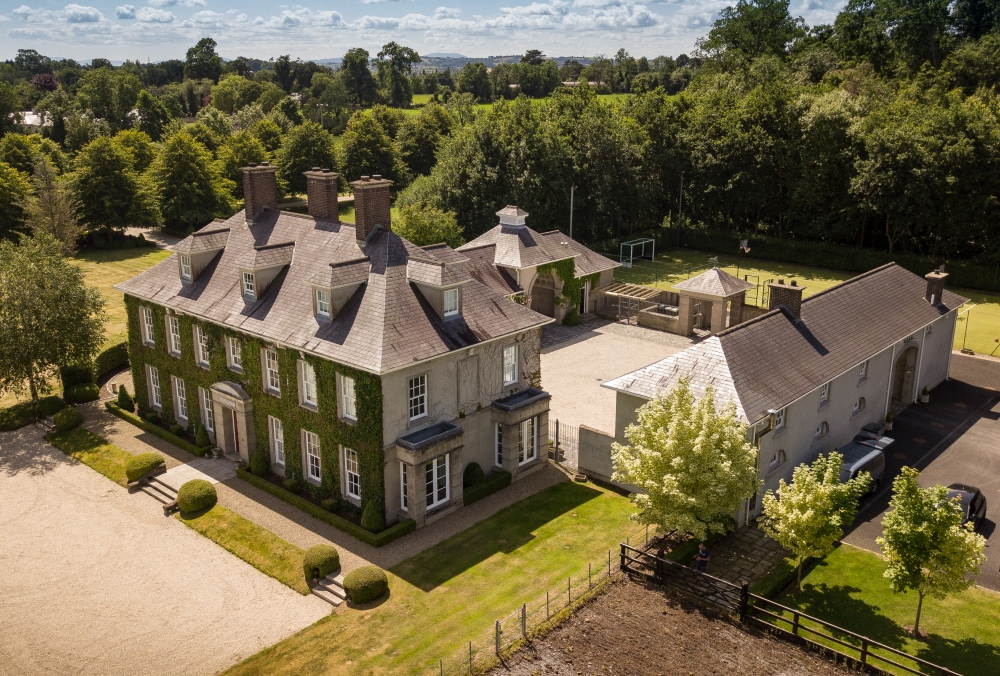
[
  {"left": 307, "top": 257, "right": 370, "bottom": 289},
  {"left": 173, "top": 227, "right": 230, "bottom": 255},
  {"left": 458, "top": 225, "right": 619, "bottom": 276},
  {"left": 456, "top": 245, "right": 523, "bottom": 296},
  {"left": 406, "top": 255, "right": 471, "bottom": 287},
  {"left": 603, "top": 263, "right": 967, "bottom": 424},
  {"left": 233, "top": 241, "right": 295, "bottom": 270},
  {"left": 115, "top": 209, "right": 552, "bottom": 374},
  {"left": 672, "top": 267, "right": 754, "bottom": 297}
]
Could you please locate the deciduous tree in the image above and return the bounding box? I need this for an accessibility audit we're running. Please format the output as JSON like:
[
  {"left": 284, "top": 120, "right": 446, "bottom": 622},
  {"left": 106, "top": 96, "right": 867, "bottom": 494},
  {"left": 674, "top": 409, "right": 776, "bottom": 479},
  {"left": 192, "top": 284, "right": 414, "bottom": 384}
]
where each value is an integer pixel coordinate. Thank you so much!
[
  {"left": 72, "top": 136, "right": 158, "bottom": 232},
  {"left": 185, "top": 38, "right": 223, "bottom": 83},
  {"left": 760, "top": 451, "right": 871, "bottom": 589},
  {"left": 611, "top": 377, "right": 760, "bottom": 540},
  {"left": 0, "top": 234, "right": 106, "bottom": 402},
  {"left": 394, "top": 202, "right": 464, "bottom": 247},
  {"left": 20, "top": 157, "right": 82, "bottom": 253},
  {"left": 275, "top": 122, "right": 337, "bottom": 194},
  {"left": 150, "top": 131, "right": 236, "bottom": 232},
  {"left": 376, "top": 42, "right": 420, "bottom": 108},
  {"left": 0, "top": 161, "right": 31, "bottom": 239},
  {"left": 878, "top": 467, "right": 986, "bottom": 635},
  {"left": 339, "top": 111, "right": 403, "bottom": 183},
  {"left": 341, "top": 48, "right": 377, "bottom": 106},
  {"left": 76, "top": 68, "right": 142, "bottom": 131}
]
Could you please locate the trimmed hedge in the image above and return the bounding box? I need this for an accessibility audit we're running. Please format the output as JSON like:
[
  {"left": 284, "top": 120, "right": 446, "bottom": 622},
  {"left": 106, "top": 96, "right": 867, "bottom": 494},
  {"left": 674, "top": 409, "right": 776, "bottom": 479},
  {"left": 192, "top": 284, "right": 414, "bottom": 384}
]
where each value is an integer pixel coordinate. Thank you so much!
[
  {"left": 125, "top": 452, "right": 165, "bottom": 483},
  {"left": 463, "top": 470, "right": 512, "bottom": 506},
  {"left": 95, "top": 342, "right": 129, "bottom": 378},
  {"left": 177, "top": 479, "right": 217, "bottom": 513},
  {"left": 65, "top": 383, "right": 100, "bottom": 403},
  {"left": 54, "top": 407, "right": 83, "bottom": 433},
  {"left": 360, "top": 500, "right": 384, "bottom": 533},
  {"left": 106, "top": 402, "right": 211, "bottom": 457},
  {"left": 237, "top": 468, "right": 416, "bottom": 547},
  {"left": 463, "top": 461, "right": 485, "bottom": 488},
  {"left": 36, "top": 395, "right": 67, "bottom": 417},
  {"left": 343, "top": 565, "right": 388, "bottom": 604},
  {"left": 60, "top": 363, "right": 95, "bottom": 390},
  {"left": 303, "top": 544, "right": 340, "bottom": 582}
]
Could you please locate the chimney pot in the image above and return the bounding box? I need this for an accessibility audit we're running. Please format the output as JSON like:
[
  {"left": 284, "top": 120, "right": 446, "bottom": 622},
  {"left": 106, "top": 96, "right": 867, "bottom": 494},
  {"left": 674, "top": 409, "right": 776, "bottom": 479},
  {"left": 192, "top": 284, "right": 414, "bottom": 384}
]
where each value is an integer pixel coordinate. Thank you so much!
[
  {"left": 311, "top": 166, "right": 321, "bottom": 171},
  {"left": 303, "top": 168, "right": 341, "bottom": 223},
  {"left": 350, "top": 176, "right": 393, "bottom": 243},
  {"left": 241, "top": 163, "right": 278, "bottom": 225},
  {"left": 925, "top": 270, "right": 948, "bottom": 305},
  {"left": 768, "top": 280, "right": 806, "bottom": 319},
  {"left": 373, "top": 174, "right": 382, "bottom": 180},
  {"left": 791, "top": 280, "right": 797, "bottom": 287},
  {"left": 361, "top": 175, "right": 370, "bottom": 180}
]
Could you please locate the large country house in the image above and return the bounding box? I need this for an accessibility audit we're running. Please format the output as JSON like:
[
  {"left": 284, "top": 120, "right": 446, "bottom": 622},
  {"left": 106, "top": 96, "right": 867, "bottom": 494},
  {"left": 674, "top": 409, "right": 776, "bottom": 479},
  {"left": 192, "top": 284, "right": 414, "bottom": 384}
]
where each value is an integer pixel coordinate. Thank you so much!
[
  {"left": 116, "top": 163, "right": 616, "bottom": 530},
  {"left": 579, "top": 264, "right": 965, "bottom": 525}
]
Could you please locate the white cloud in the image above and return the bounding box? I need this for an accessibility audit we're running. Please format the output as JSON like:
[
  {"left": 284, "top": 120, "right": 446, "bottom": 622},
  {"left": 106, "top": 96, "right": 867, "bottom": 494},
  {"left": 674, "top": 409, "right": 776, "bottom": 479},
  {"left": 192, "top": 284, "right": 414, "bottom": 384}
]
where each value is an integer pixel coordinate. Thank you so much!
[
  {"left": 433, "top": 6, "right": 461, "bottom": 18},
  {"left": 64, "top": 3, "right": 103, "bottom": 22},
  {"left": 136, "top": 6, "right": 174, "bottom": 22},
  {"left": 148, "top": 0, "right": 206, "bottom": 6},
  {"left": 361, "top": 0, "right": 414, "bottom": 4},
  {"left": 115, "top": 4, "right": 136, "bottom": 18}
]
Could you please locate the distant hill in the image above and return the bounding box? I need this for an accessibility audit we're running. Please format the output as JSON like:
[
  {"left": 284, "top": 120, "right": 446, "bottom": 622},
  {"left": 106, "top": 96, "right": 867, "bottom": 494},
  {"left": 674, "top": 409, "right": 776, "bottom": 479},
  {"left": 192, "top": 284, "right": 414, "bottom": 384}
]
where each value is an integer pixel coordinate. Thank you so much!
[{"left": 424, "top": 52, "right": 466, "bottom": 58}]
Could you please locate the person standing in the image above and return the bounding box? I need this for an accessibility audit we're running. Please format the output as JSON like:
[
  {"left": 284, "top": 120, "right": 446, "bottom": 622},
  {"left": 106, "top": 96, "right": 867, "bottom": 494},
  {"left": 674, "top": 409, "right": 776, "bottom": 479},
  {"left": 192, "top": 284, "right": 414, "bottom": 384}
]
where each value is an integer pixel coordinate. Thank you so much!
[{"left": 694, "top": 543, "right": 710, "bottom": 572}]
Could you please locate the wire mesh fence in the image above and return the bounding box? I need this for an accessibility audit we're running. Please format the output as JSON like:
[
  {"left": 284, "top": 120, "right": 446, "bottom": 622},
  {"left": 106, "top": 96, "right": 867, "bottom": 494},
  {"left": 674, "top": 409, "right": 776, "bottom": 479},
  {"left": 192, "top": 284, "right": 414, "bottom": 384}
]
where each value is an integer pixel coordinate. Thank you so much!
[{"left": 417, "top": 526, "right": 666, "bottom": 676}]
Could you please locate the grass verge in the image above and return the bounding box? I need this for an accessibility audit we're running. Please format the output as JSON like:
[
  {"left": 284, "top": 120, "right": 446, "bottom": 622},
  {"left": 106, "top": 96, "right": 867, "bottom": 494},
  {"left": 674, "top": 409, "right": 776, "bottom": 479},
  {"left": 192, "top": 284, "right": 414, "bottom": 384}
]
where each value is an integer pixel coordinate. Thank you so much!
[
  {"left": 221, "top": 480, "right": 636, "bottom": 676},
  {"left": 106, "top": 402, "right": 211, "bottom": 457},
  {"left": 237, "top": 467, "right": 415, "bottom": 547},
  {"left": 770, "top": 543, "right": 1000, "bottom": 676},
  {"left": 0, "top": 401, "right": 38, "bottom": 431},
  {"left": 178, "top": 504, "right": 310, "bottom": 595},
  {"left": 46, "top": 427, "right": 130, "bottom": 486}
]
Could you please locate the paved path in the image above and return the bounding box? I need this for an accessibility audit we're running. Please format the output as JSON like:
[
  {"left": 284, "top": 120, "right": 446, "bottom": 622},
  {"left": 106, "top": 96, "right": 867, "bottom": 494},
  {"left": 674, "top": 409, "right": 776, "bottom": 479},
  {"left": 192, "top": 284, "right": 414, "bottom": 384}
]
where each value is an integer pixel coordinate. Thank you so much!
[
  {"left": 541, "top": 317, "right": 695, "bottom": 434},
  {"left": 700, "top": 525, "right": 789, "bottom": 587},
  {"left": 0, "top": 424, "right": 329, "bottom": 676}
]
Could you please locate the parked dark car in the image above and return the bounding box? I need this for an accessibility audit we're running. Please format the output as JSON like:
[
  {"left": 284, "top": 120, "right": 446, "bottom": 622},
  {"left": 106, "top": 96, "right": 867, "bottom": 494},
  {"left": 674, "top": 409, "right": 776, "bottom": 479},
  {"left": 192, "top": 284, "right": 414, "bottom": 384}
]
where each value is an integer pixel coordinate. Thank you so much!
[
  {"left": 947, "top": 483, "right": 988, "bottom": 531},
  {"left": 838, "top": 442, "right": 886, "bottom": 493}
]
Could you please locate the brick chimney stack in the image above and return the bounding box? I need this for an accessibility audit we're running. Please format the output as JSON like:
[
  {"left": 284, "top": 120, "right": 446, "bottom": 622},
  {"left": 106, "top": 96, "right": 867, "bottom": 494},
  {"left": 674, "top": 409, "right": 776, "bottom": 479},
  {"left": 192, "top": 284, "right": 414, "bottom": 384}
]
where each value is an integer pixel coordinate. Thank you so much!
[
  {"left": 350, "top": 175, "right": 393, "bottom": 244},
  {"left": 303, "top": 167, "right": 340, "bottom": 223},
  {"left": 768, "top": 279, "right": 806, "bottom": 319},
  {"left": 925, "top": 269, "right": 948, "bottom": 305},
  {"left": 241, "top": 163, "right": 278, "bottom": 225}
]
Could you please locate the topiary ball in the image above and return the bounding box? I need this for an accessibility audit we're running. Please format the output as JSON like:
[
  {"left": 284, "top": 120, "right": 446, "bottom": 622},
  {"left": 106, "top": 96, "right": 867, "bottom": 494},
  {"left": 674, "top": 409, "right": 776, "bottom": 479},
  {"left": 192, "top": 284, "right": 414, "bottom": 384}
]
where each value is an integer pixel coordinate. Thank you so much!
[
  {"left": 168, "top": 423, "right": 183, "bottom": 436},
  {"left": 125, "top": 452, "right": 164, "bottom": 482},
  {"left": 250, "top": 447, "right": 269, "bottom": 476},
  {"left": 145, "top": 411, "right": 161, "bottom": 424},
  {"left": 65, "top": 383, "right": 100, "bottom": 403},
  {"left": 37, "top": 395, "right": 67, "bottom": 417},
  {"left": 53, "top": 407, "right": 83, "bottom": 433},
  {"left": 343, "top": 565, "right": 388, "bottom": 604},
  {"left": 177, "top": 479, "right": 217, "bottom": 514},
  {"left": 116, "top": 386, "right": 135, "bottom": 412},
  {"left": 463, "top": 461, "right": 485, "bottom": 487},
  {"left": 302, "top": 544, "right": 340, "bottom": 582},
  {"left": 195, "top": 423, "right": 210, "bottom": 448},
  {"left": 360, "top": 501, "right": 384, "bottom": 533}
]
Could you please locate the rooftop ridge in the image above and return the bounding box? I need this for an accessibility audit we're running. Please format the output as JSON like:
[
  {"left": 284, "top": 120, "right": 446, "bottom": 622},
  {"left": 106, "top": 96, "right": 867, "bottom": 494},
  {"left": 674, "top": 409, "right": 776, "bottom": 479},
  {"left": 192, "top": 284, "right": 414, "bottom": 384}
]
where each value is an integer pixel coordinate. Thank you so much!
[
  {"left": 799, "top": 262, "right": 898, "bottom": 304},
  {"left": 193, "top": 227, "right": 231, "bottom": 237},
  {"left": 715, "top": 307, "right": 784, "bottom": 337},
  {"left": 253, "top": 241, "right": 295, "bottom": 251},
  {"left": 330, "top": 256, "right": 369, "bottom": 268}
]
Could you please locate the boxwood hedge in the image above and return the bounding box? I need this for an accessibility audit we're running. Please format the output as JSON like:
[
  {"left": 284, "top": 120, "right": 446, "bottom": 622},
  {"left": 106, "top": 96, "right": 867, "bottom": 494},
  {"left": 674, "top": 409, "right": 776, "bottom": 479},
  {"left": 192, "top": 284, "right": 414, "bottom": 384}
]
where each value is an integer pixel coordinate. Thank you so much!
[
  {"left": 54, "top": 407, "right": 83, "bottom": 433},
  {"left": 125, "top": 452, "right": 165, "bottom": 483},
  {"left": 65, "top": 383, "right": 100, "bottom": 403},
  {"left": 302, "top": 544, "right": 340, "bottom": 582},
  {"left": 343, "top": 565, "right": 388, "bottom": 604},
  {"left": 177, "top": 479, "right": 217, "bottom": 513}
]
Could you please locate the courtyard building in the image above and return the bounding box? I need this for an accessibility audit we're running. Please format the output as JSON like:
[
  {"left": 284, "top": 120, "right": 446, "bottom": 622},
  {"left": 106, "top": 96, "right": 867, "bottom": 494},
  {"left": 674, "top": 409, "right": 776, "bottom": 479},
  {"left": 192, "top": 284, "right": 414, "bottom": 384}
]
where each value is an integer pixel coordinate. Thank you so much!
[
  {"left": 580, "top": 264, "right": 965, "bottom": 524},
  {"left": 115, "top": 164, "right": 608, "bottom": 531}
]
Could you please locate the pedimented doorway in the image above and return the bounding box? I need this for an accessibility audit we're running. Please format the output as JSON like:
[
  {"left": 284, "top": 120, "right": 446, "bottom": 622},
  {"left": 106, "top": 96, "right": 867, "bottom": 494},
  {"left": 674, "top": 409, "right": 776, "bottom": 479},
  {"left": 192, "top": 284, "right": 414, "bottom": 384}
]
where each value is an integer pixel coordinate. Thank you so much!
[{"left": 209, "top": 381, "right": 256, "bottom": 463}]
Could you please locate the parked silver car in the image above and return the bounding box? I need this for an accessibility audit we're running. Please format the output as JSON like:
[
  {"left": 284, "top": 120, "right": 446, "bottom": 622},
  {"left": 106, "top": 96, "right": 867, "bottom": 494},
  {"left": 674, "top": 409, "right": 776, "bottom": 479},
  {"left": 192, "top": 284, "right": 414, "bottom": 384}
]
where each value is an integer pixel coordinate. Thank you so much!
[{"left": 838, "top": 442, "right": 886, "bottom": 493}]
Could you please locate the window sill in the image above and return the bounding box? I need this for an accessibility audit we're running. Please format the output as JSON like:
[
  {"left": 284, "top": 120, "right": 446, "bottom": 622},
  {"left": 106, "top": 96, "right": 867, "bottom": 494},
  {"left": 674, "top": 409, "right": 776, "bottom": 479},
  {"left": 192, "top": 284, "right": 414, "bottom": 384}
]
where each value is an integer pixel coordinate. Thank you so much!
[
  {"left": 169, "top": 352, "right": 181, "bottom": 359},
  {"left": 765, "top": 462, "right": 787, "bottom": 478},
  {"left": 228, "top": 366, "right": 243, "bottom": 374},
  {"left": 341, "top": 416, "right": 357, "bottom": 426},
  {"left": 818, "top": 400, "right": 830, "bottom": 411},
  {"left": 197, "top": 362, "right": 210, "bottom": 370},
  {"left": 518, "top": 455, "right": 540, "bottom": 467},
  {"left": 407, "top": 414, "right": 428, "bottom": 427},
  {"left": 265, "top": 388, "right": 281, "bottom": 398},
  {"left": 144, "top": 342, "right": 156, "bottom": 349},
  {"left": 305, "top": 475, "right": 322, "bottom": 487},
  {"left": 858, "top": 377, "right": 868, "bottom": 386},
  {"left": 426, "top": 499, "right": 454, "bottom": 515},
  {"left": 773, "top": 426, "right": 788, "bottom": 439},
  {"left": 300, "top": 402, "right": 318, "bottom": 413},
  {"left": 851, "top": 410, "right": 866, "bottom": 419}
]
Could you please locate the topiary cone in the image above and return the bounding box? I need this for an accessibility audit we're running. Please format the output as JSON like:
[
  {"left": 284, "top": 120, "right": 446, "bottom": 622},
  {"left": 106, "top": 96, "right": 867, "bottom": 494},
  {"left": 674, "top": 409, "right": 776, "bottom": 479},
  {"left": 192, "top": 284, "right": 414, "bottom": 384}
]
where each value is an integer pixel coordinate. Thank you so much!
[
  {"left": 360, "top": 500, "right": 385, "bottom": 533},
  {"left": 250, "top": 447, "right": 269, "bottom": 476},
  {"left": 195, "top": 423, "right": 210, "bottom": 448},
  {"left": 117, "top": 385, "right": 135, "bottom": 412}
]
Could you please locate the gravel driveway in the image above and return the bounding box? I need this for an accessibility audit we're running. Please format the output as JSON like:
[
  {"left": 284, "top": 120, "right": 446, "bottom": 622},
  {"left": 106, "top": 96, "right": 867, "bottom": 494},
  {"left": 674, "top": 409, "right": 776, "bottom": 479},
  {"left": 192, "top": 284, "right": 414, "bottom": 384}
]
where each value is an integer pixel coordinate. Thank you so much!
[{"left": 0, "top": 425, "right": 329, "bottom": 676}]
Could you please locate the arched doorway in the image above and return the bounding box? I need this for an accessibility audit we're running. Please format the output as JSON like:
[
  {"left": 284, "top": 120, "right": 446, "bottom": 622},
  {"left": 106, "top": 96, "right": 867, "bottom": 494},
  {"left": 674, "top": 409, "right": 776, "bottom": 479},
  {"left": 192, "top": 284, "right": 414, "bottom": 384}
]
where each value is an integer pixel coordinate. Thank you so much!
[
  {"left": 891, "top": 346, "right": 919, "bottom": 405},
  {"left": 529, "top": 273, "right": 556, "bottom": 318}
]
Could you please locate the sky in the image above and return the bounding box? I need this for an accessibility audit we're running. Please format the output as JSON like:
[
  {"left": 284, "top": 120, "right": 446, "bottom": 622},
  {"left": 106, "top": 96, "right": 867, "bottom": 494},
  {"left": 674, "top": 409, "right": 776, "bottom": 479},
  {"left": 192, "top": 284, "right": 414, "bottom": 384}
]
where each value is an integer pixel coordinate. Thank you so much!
[{"left": 0, "top": 0, "right": 846, "bottom": 63}]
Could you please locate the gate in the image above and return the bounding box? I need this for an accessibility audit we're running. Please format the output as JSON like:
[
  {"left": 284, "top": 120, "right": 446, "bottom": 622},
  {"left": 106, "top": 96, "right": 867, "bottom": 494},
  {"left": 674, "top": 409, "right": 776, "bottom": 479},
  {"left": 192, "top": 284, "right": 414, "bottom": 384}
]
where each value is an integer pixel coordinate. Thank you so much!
[{"left": 549, "top": 419, "right": 579, "bottom": 470}]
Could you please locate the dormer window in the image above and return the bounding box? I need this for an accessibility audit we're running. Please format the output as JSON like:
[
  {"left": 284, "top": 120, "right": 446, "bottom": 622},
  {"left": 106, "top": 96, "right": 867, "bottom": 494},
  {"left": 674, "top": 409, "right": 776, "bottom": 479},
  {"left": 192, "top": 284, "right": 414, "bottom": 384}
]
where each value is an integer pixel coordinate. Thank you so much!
[
  {"left": 180, "top": 255, "right": 192, "bottom": 281},
  {"left": 315, "top": 288, "right": 331, "bottom": 319},
  {"left": 444, "top": 288, "right": 459, "bottom": 317},
  {"left": 242, "top": 271, "right": 255, "bottom": 298}
]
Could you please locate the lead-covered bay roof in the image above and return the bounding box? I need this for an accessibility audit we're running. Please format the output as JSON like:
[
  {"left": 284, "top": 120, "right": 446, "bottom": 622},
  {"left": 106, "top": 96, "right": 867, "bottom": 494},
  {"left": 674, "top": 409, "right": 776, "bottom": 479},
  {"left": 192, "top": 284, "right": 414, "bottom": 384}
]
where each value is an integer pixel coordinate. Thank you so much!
[{"left": 115, "top": 209, "right": 552, "bottom": 374}]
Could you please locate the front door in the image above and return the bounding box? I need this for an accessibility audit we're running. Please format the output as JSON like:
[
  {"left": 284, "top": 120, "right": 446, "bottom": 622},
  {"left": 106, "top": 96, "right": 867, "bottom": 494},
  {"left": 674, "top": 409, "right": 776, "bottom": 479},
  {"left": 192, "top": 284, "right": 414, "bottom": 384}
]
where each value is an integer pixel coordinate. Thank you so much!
[
  {"left": 232, "top": 408, "right": 241, "bottom": 457},
  {"left": 221, "top": 406, "right": 237, "bottom": 457}
]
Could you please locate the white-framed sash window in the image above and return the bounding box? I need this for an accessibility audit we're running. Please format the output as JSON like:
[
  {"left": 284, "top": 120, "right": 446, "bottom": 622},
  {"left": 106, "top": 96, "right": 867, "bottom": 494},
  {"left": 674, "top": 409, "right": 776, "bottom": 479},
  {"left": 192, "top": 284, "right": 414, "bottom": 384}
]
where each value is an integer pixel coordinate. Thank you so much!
[
  {"left": 167, "top": 315, "right": 181, "bottom": 356},
  {"left": 495, "top": 423, "right": 503, "bottom": 467},
  {"left": 503, "top": 344, "right": 518, "bottom": 385},
  {"left": 443, "top": 288, "right": 459, "bottom": 317},
  {"left": 340, "top": 374, "right": 357, "bottom": 420},
  {"left": 141, "top": 306, "right": 155, "bottom": 347},
  {"left": 408, "top": 374, "right": 427, "bottom": 420},
  {"left": 180, "top": 255, "right": 192, "bottom": 281},
  {"left": 820, "top": 381, "right": 830, "bottom": 405},
  {"left": 172, "top": 376, "right": 187, "bottom": 422},
  {"left": 344, "top": 447, "right": 360, "bottom": 499},
  {"left": 299, "top": 360, "right": 317, "bottom": 407},
  {"left": 269, "top": 416, "right": 285, "bottom": 465},
  {"left": 304, "top": 430, "right": 321, "bottom": 481},
  {"left": 264, "top": 348, "right": 280, "bottom": 394},
  {"left": 199, "top": 387, "right": 214, "bottom": 433},
  {"left": 425, "top": 454, "right": 449, "bottom": 509},
  {"left": 400, "top": 462, "right": 408, "bottom": 511},
  {"left": 242, "top": 271, "right": 255, "bottom": 298},
  {"left": 774, "top": 407, "right": 786, "bottom": 430},
  {"left": 147, "top": 365, "right": 161, "bottom": 409},
  {"left": 859, "top": 359, "right": 869, "bottom": 380},
  {"left": 195, "top": 325, "right": 210, "bottom": 366},
  {"left": 227, "top": 336, "right": 242, "bottom": 371},
  {"left": 518, "top": 417, "right": 537, "bottom": 465},
  {"left": 315, "top": 288, "right": 331, "bottom": 319}
]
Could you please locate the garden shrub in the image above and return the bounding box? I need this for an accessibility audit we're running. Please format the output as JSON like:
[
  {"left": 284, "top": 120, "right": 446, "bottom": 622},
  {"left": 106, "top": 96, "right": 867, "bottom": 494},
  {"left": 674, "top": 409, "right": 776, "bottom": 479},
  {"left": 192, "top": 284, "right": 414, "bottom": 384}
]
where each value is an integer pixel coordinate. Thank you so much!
[
  {"left": 168, "top": 423, "right": 183, "bottom": 435},
  {"left": 54, "top": 407, "right": 83, "bottom": 433},
  {"left": 283, "top": 478, "right": 301, "bottom": 492},
  {"left": 195, "top": 424, "right": 210, "bottom": 448},
  {"left": 463, "top": 461, "right": 485, "bottom": 487},
  {"left": 60, "top": 363, "right": 95, "bottom": 390},
  {"left": 360, "top": 500, "right": 385, "bottom": 533},
  {"left": 145, "top": 411, "right": 161, "bottom": 424},
  {"left": 125, "top": 452, "right": 165, "bottom": 482},
  {"left": 343, "top": 565, "right": 388, "bottom": 603},
  {"left": 177, "top": 479, "right": 217, "bottom": 513},
  {"left": 116, "top": 386, "right": 135, "bottom": 412},
  {"left": 321, "top": 497, "right": 339, "bottom": 512},
  {"left": 302, "top": 544, "right": 340, "bottom": 582},
  {"left": 250, "top": 448, "right": 269, "bottom": 476},
  {"left": 65, "top": 383, "right": 100, "bottom": 403},
  {"left": 562, "top": 307, "right": 580, "bottom": 326},
  {"left": 36, "top": 395, "right": 67, "bottom": 417},
  {"left": 95, "top": 342, "right": 129, "bottom": 378},
  {"left": 0, "top": 401, "right": 38, "bottom": 431},
  {"left": 463, "top": 470, "right": 512, "bottom": 506}
]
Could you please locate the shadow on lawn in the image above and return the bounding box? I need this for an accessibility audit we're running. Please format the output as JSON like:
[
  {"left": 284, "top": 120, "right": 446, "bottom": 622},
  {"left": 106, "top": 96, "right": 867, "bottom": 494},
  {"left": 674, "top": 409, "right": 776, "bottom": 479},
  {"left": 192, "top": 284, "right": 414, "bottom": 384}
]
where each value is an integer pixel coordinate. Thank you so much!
[
  {"left": 391, "top": 481, "right": 604, "bottom": 591},
  {"left": 917, "top": 634, "right": 1000, "bottom": 676},
  {"left": 784, "top": 581, "right": 911, "bottom": 650}
]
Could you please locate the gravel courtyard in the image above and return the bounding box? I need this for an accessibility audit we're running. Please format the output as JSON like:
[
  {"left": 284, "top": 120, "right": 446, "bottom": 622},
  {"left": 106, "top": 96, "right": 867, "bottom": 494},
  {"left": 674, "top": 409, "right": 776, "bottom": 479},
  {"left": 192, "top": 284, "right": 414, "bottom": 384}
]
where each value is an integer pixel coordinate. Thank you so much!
[{"left": 0, "top": 425, "right": 329, "bottom": 676}]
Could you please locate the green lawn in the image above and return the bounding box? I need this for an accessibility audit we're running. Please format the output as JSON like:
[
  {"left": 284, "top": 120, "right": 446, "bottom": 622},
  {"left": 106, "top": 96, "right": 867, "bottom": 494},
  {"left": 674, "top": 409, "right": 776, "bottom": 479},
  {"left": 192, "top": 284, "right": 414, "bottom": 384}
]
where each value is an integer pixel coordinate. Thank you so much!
[
  {"left": 179, "top": 504, "right": 310, "bottom": 595},
  {"left": 617, "top": 250, "right": 1000, "bottom": 356},
  {"left": 223, "top": 480, "right": 637, "bottom": 676},
  {"left": 46, "top": 427, "right": 131, "bottom": 486},
  {"left": 770, "top": 544, "right": 1000, "bottom": 676},
  {"left": 0, "top": 401, "right": 38, "bottom": 431}
]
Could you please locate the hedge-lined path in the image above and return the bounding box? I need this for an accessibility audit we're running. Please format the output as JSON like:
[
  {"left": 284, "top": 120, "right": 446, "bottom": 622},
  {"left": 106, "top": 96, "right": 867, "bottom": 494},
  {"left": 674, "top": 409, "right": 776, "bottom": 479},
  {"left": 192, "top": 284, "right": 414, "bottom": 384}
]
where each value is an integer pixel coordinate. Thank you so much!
[
  {"left": 0, "top": 423, "right": 329, "bottom": 676},
  {"left": 75, "top": 399, "right": 572, "bottom": 576}
]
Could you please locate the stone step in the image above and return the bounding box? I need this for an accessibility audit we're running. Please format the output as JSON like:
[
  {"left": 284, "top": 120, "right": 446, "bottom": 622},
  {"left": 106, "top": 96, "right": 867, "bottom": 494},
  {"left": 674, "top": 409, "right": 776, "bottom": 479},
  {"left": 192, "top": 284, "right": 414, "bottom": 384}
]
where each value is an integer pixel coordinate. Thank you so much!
[
  {"left": 311, "top": 585, "right": 343, "bottom": 606},
  {"left": 146, "top": 476, "right": 179, "bottom": 500},
  {"left": 316, "top": 578, "right": 346, "bottom": 599},
  {"left": 140, "top": 481, "right": 176, "bottom": 505}
]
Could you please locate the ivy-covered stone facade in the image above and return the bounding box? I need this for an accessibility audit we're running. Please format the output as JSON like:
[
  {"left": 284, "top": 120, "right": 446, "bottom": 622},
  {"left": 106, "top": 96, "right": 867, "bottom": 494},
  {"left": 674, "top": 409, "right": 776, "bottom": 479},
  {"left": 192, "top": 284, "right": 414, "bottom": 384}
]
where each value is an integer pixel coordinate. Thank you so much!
[{"left": 125, "top": 295, "right": 387, "bottom": 521}]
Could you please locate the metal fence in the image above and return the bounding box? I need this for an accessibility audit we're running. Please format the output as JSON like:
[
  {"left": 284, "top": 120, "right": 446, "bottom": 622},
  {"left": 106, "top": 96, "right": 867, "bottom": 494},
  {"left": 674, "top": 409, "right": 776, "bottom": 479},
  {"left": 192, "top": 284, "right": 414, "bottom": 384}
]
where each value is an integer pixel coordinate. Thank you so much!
[
  {"left": 620, "top": 544, "right": 961, "bottom": 676},
  {"left": 417, "top": 527, "right": 664, "bottom": 676},
  {"left": 548, "top": 419, "right": 579, "bottom": 470}
]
